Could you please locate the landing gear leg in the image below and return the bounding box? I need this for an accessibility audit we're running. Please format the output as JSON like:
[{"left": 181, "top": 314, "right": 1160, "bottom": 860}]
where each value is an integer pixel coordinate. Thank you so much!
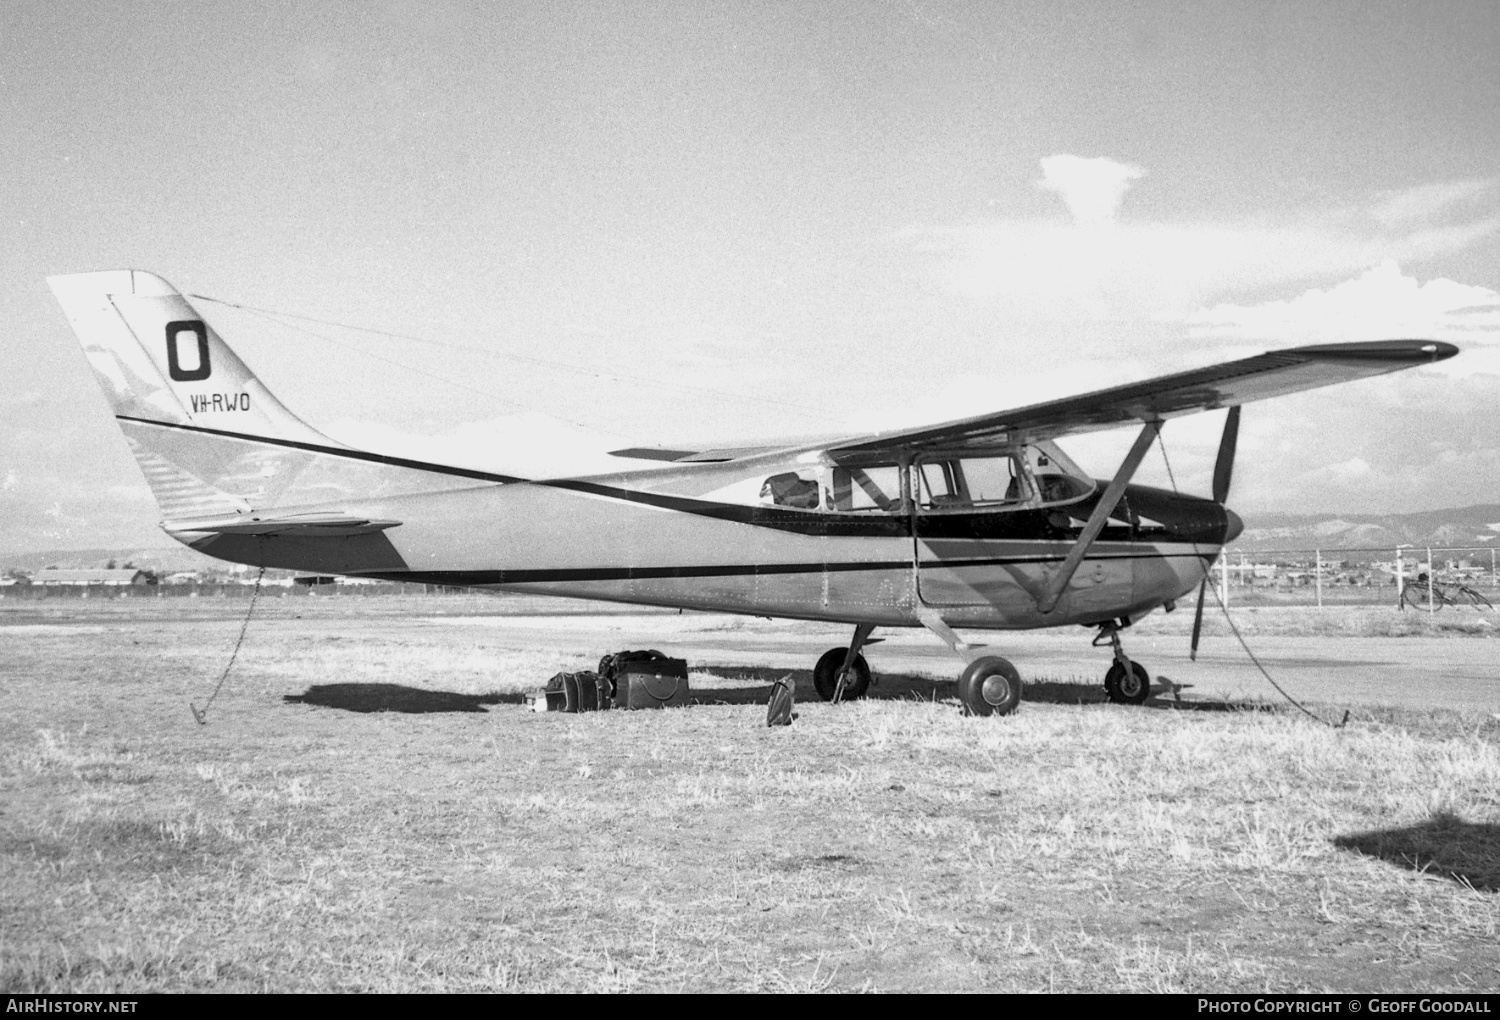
[
  {"left": 1094, "top": 619, "right": 1151, "bottom": 705},
  {"left": 813, "top": 623, "right": 878, "bottom": 703},
  {"left": 915, "top": 609, "right": 1023, "bottom": 717}
]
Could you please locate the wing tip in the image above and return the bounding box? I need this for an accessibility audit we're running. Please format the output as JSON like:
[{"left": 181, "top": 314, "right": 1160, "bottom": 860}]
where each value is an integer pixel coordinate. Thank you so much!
[{"left": 1290, "top": 339, "right": 1459, "bottom": 363}]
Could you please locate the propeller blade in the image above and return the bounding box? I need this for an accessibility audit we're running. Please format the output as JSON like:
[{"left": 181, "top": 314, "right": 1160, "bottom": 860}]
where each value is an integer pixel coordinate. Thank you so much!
[
  {"left": 1212, "top": 406, "right": 1241, "bottom": 504},
  {"left": 1189, "top": 577, "right": 1207, "bottom": 661}
]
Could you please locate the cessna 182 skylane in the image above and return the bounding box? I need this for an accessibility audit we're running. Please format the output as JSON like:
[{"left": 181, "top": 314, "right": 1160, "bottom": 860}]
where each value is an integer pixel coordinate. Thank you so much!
[{"left": 49, "top": 270, "right": 1457, "bottom": 716}]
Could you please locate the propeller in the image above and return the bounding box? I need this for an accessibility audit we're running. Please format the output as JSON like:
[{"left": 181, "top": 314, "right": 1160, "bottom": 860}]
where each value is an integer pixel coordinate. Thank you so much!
[
  {"left": 1212, "top": 405, "right": 1239, "bottom": 504},
  {"left": 1191, "top": 406, "right": 1240, "bottom": 661}
]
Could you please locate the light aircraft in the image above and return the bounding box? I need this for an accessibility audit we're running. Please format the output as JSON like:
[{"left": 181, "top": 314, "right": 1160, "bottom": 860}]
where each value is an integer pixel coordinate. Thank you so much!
[{"left": 48, "top": 270, "right": 1456, "bottom": 715}]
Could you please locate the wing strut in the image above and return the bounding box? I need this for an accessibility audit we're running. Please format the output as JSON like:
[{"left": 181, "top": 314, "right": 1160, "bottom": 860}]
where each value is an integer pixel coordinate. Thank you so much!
[{"left": 1037, "top": 420, "right": 1161, "bottom": 614}]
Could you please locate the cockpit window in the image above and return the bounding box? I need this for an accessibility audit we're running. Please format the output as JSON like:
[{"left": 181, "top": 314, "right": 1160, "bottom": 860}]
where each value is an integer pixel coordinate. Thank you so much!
[
  {"left": 1033, "top": 473, "right": 1093, "bottom": 504},
  {"left": 1027, "top": 442, "right": 1095, "bottom": 507},
  {"left": 827, "top": 463, "right": 904, "bottom": 513},
  {"left": 916, "top": 454, "right": 1030, "bottom": 510}
]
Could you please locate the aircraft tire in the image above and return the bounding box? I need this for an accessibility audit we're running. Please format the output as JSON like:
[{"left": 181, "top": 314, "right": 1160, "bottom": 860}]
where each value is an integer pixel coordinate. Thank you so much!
[
  {"left": 813, "top": 648, "right": 871, "bottom": 702},
  {"left": 957, "top": 656, "right": 1022, "bottom": 717},
  {"left": 1104, "top": 660, "right": 1151, "bottom": 705}
]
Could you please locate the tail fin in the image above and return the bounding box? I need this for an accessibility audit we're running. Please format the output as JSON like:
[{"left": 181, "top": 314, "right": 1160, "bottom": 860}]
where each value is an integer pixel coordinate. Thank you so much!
[{"left": 48, "top": 270, "right": 347, "bottom": 518}]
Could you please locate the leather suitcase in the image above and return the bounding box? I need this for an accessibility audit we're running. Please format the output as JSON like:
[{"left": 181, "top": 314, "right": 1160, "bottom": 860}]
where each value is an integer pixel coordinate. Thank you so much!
[
  {"left": 614, "top": 657, "right": 690, "bottom": 709},
  {"left": 544, "top": 671, "right": 609, "bottom": 712}
]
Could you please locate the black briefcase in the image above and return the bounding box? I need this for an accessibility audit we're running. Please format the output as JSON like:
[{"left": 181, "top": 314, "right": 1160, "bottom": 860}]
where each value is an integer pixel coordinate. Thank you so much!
[{"left": 613, "top": 657, "right": 690, "bottom": 709}]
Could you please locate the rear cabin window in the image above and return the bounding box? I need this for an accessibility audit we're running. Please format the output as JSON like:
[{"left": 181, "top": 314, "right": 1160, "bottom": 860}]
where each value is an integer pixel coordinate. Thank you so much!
[
  {"left": 916, "top": 455, "right": 1030, "bottom": 510},
  {"left": 826, "top": 464, "right": 904, "bottom": 513}
]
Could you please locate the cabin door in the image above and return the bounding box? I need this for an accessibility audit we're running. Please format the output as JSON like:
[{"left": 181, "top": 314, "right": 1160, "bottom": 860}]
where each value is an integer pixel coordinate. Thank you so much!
[{"left": 912, "top": 453, "right": 1040, "bottom": 610}]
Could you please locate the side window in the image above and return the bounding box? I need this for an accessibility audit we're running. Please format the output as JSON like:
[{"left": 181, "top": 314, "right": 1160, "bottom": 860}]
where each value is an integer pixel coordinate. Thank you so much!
[
  {"left": 826, "top": 464, "right": 904, "bottom": 513},
  {"left": 759, "top": 470, "right": 821, "bottom": 510},
  {"left": 917, "top": 455, "right": 1029, "bottom": 511}
]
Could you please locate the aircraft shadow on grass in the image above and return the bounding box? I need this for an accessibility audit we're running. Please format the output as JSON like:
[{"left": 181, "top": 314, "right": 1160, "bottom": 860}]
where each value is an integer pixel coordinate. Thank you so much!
[
  {"left": 281, "top": 670, "right": 1275, "bottom": 715},
  {"left": 691, "top": 664, "right": 1271, "bottom": 714},
  {"left": 283, "top": 684, "right": 525, "bottom": 714},
  {"left": 1334, "top": 814, "right": 1500, "bottom": 892}
]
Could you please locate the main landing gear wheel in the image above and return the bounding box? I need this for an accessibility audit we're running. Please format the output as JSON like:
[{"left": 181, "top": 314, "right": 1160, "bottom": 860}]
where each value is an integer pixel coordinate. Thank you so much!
[
  {"left": 957, "top": 656, "right": 1022, "bottom": 717},
  {"left": 1104, "top": 660, "right": 1151, "bottom": 705},
  {"left": 813, "top": 647, "right": 871, "bottom": 702}
]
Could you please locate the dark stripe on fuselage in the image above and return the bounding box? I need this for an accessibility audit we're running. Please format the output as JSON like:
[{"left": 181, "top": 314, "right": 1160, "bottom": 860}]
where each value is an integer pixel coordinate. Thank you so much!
[
  {"left": 354, "top": 549, "right": 1214, "bottom": 586},
  {"left": 117, "top": 414, "right": 527, "bottom": 484},
  {"left": 358, "top": 560, "right": 907, "bottom": 585},
  {"left": 122, "top": 417, "right": 1229, "bottom": 544}
]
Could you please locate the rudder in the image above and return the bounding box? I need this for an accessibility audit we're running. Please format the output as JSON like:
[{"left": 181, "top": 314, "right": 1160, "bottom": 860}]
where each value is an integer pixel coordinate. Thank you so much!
[{"left": 48, "top": 270, "right": 344, "bottom": 517}]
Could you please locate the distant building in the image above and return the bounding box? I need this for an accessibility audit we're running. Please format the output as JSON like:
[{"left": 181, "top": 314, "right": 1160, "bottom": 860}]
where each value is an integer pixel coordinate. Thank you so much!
[{"left": 33, "top": 567, "right": 150, "bottom": 586}]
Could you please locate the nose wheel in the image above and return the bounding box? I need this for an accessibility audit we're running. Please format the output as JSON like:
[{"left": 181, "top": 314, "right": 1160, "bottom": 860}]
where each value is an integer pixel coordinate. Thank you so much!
[
  {"left": 1094, "top": 620, "right": 1151, "bottom": 705},
  {"left": 1104, "top": 659, "right": 1151, "bottom": 704}
]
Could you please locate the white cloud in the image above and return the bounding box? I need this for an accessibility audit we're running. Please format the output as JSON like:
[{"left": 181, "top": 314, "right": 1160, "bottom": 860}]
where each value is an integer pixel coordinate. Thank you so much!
[
  {"left": 882, "top": 163, "right": 1500, "bottom": 513},
  {"left": 1368, "top": 179, "right": 1494, "bottom": 228},
  {"left": 1037, "top": 155, "right": 1145, "bottom": 226},
  {"left": 1323, "top": 457, "right": 1373, "bottom": 483},
  {"left": 1186, "top": 260, "right": 1500, "bottom": 375},
  {"left": 904, "top": 162, "right": 1500, "bottom": 330}
]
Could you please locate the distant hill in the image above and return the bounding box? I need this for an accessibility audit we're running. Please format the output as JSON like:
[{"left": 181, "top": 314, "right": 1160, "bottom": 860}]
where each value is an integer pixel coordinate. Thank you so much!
[
  {"left": 0, "top": 545, "right": 219, "bottom": 574},
  {"left": 1232, "top": 503, "right": 1500, "bottom": 552}
]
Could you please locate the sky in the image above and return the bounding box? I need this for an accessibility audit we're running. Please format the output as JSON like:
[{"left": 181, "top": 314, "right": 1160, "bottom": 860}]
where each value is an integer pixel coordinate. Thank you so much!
[{"left": 3, "top": 1, "right": 1499, "bottom": 551}]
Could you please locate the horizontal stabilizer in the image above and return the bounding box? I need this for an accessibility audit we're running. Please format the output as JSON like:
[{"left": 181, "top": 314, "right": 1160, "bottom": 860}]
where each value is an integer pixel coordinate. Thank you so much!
[{"left": 165, "top": 512, "right": 403, "bottom": 537}]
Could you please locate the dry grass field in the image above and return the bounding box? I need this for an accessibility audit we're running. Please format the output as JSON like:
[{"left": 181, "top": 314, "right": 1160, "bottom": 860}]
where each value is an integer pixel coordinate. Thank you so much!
[{"left": 1, "top": 594, "right": 1497, "bottom": 992}]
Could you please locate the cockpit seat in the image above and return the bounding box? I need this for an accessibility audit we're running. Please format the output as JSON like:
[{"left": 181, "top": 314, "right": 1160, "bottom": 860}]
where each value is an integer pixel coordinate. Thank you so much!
[{"left": 761, "top": 472, "right": 820, "bottom": 509}]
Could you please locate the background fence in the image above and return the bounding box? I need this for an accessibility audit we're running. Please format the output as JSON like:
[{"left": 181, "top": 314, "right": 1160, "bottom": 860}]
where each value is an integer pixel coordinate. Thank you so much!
[{"left": 1214, "top": 544, "right": 1500, "bottom": 609}]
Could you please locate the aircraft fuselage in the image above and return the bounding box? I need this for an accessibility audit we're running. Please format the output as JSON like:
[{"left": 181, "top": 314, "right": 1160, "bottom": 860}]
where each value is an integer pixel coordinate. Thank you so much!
[{"left": 172, "top": 438, "right": 1237, "bottom": 630}]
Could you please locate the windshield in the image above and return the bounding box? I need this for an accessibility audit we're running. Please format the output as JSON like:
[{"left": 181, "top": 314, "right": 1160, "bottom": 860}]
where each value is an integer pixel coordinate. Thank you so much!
[{"left": 1026, "top": 441, "right": 1095, "bottom": 506}]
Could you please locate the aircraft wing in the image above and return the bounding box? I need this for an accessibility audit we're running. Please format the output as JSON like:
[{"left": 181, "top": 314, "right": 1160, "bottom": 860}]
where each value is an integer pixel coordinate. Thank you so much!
[{"left": 826, "top": 340, "right": 1458, "bottom": 455}]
